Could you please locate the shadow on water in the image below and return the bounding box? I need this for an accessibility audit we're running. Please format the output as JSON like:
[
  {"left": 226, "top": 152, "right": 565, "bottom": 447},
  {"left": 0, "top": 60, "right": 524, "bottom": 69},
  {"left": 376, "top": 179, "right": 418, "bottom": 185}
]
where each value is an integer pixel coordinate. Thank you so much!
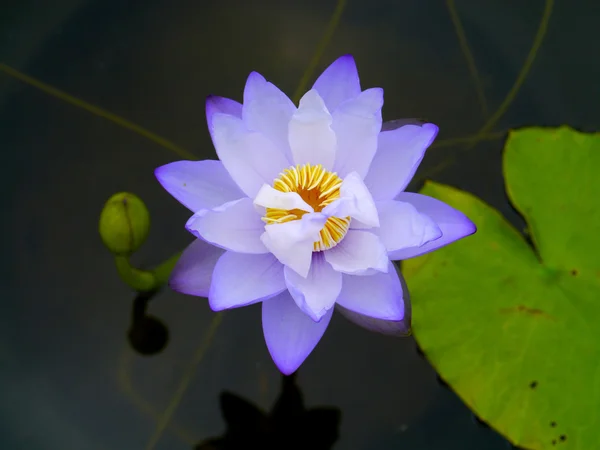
[{"left": 194, "top": 373, "right": 341, "bottom": 450}]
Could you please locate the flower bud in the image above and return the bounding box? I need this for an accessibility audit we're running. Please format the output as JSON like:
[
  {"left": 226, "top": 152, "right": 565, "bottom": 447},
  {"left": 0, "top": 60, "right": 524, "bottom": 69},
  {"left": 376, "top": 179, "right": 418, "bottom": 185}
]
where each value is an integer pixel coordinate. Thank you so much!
[{"left": 99, "top": 192, "right": 150, "bottom": 256}]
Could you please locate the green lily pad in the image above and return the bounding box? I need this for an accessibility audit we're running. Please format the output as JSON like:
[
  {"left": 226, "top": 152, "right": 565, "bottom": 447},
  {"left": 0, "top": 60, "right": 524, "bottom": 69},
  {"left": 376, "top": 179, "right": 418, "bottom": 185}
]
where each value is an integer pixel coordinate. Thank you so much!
[{"left": 403, "top": 126, "right": 600, "bottom": 450}]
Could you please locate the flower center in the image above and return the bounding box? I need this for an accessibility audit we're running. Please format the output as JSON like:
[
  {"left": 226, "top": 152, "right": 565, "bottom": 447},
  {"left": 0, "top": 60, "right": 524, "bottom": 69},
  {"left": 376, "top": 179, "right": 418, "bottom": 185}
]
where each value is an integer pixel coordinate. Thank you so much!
[{"left": 263, "top": 163, "right": 350, "bottom": 251}]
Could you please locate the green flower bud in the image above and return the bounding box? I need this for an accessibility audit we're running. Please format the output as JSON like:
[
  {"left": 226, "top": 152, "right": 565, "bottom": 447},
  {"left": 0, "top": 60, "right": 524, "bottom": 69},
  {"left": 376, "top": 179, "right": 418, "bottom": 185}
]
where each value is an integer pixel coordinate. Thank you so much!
[{"left": 99, "top": 192, "right": 150, "bottom": 256}]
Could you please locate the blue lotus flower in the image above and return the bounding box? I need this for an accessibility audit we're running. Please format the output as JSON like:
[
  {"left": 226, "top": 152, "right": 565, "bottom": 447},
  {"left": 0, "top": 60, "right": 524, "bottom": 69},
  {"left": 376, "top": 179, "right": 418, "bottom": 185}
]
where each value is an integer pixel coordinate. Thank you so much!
[{"left": 156, "top": 55, "right": 476, "bottom": 374}]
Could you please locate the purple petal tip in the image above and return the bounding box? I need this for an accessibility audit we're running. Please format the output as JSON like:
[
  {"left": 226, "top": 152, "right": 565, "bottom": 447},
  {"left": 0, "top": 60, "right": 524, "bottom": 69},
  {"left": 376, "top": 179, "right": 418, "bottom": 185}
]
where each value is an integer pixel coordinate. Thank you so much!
[
  {"left": 246, "top": 71, "right": 266, "bottom": 83},
  {"left": 154, "top": 163, "right": 174, "bottom": 185},
  {"left": 423, "top": 122, "right": 439, "bottom": 133},
  {"left": 466, "top": 218, "right": 477, "bottom": 235},
  {"left": 422, "top": 123, "right": 440, "bottom": 147},
  {"left": 205, "top": 95, "right": 218, "bottom": 109},
  {"left": 277, "top": 363, "right": 297, "bottom": 376}
]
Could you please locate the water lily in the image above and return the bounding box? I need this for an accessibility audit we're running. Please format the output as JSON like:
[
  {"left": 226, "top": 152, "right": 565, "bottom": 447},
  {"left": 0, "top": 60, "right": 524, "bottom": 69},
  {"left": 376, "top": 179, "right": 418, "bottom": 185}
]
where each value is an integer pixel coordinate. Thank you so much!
[{"left": 155, "top": 55, "right": 476, "bottom": 374}]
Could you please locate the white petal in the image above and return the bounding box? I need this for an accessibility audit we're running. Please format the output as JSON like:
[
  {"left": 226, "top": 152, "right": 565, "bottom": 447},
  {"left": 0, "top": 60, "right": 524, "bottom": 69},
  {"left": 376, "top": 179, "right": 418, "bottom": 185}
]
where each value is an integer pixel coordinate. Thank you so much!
[
  {"left": 210, "top": 113, "right": 290, "bottom": 198},
  {"left": 242, "top": 72, "right": 296, "bottom": 161},
  {"left": 289, "top": 90, "right": 336, "bottom": 169},
  {"left": 336, "top": 262, "right": 405, "bottom": 320},
  {"left": 332, "top": 88, "right": 383, "bottom": 179},
  {"left": 253, "top": 184, "right": 313, "bottom": 212},
  {"left": 261, "top": 213, "right": 327, "bottom": 277},
  {"left": 322, "top": 172, "right": 379, "bottom": 227},
  {"left": 376, "top": 200, "right": 442, "bottom": 253},
  {"left": 262, "top": 291, "right": 332, "bottom": 375},
  {"left": 155, "top": 160, "right": 244, "bottom": 212},
  {"left": 209, "top": 252, "right": 285, "bottom": 311},
  {"left": 284, "top": 253, "right": 342, "bottom": 322},
  {"left": 169, "top": 238, "right": 225, "bottom": 297},
  {"left": 364, "top": 123, "right": 439, "bottom": 200},
  {"left": 324, "top": 230, "right": 388, "bottom": 275},
  {"left": 185, "top": 198, "right": 267, "bottom": 254}
]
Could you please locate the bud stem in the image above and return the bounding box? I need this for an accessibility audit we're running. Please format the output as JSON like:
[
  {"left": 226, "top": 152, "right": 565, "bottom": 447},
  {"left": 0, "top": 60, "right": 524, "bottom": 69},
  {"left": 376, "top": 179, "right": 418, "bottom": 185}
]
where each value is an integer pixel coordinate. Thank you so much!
[{"left": 114, "top": 251, "right": 182, "bottom": 292}]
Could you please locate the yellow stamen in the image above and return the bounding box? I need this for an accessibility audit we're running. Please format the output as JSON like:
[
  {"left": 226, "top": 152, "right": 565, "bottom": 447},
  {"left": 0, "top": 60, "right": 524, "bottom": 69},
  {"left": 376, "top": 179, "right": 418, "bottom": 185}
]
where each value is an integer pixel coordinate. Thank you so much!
[{"left": 263, "top": 163, "right": 350, "bottom": 251}]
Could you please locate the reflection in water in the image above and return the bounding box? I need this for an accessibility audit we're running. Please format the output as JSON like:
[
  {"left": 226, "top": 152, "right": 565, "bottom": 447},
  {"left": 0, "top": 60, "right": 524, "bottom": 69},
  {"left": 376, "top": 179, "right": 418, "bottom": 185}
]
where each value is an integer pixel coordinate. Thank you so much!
[
  {"left": 128, "top": 290, "right": 170, "bottom": 356},
  {"left": 195, "top": 373, "right": 341, "bottom": 450}
]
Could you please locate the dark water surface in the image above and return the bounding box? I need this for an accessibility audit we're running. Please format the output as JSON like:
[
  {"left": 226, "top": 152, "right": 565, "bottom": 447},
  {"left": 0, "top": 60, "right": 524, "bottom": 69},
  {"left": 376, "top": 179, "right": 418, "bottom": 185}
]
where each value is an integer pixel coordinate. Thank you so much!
[{"left": 1, "top": 0, "right": 598, "bottom": 449}]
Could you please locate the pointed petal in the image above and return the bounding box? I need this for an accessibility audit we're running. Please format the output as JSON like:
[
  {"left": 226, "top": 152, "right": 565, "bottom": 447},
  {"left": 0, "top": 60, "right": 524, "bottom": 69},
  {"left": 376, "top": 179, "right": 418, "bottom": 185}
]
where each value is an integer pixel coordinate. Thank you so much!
[
  {"left": 242, "top": 72, "right": 296, "bottom": 162},
  {"left": 337, "top": 268, "right": 412, "bottom": 336},
  {"left": 364, "top": 123, "right": 439, "bottom": 200},
  {"left": 253, "top": 184, "right": 313, "bottom": 212},
  {"left": 206, "top": 95, "right": 243, "bottom": 123},
  {"left": 389, "top": 192, "right": 477, "bottom": 260},
  {"left": 322, "top": 172, "right": 379, "bottom": 227},
  {"left": 169, "top": 238, "right": 225, "bottom": 297},
  {"left": 284, "top": 253, "right": 342, "bottom": 322},
  {"left": 332, "top": 88, "right": 384, "bottom": 179},
  {"left": 376, "top": 200, "right": 442, "bottom": 253},
  {"left": 262, "top": 291, "right": 332, "bottom": 375},
  {"left": 261, "top": 213, "right": 327, "bottom": 277},
  {"left": 208, "top": 252, "right": 285, "bottom": 311},
  {"left": 185, "top": 198, "right": 267, "bottom": 254},
  {"left": 155, "top": 160, "right": 244, "bottom": 212},
  {"left": 336, "top": 262, "right": 405, "bottom": 320},
  {"left": 289, "top": 90, "right": 336, "bottom": 169},
  {"left": 210, "top": 113, "right": 290, "bottom": 198},
  {"left": 312, "top": 54, "right": 361, "bottom": 112},
  {"left": 324, "top": 230, "right": 388, "bottom": 275}
]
